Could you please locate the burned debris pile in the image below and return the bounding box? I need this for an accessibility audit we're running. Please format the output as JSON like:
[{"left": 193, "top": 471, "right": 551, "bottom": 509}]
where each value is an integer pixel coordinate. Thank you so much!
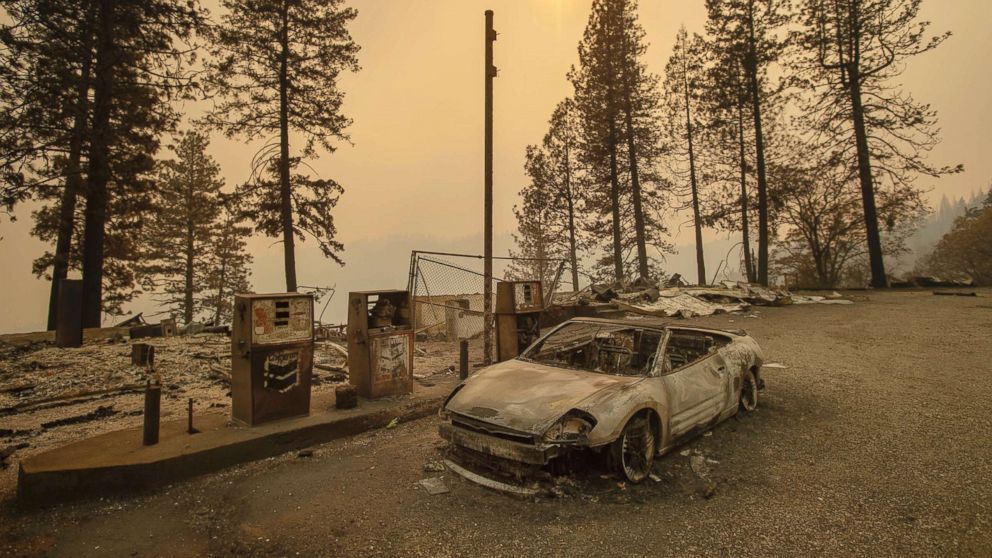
[{"left": 551, "top": 280, "right": 853, "bottom": 320}]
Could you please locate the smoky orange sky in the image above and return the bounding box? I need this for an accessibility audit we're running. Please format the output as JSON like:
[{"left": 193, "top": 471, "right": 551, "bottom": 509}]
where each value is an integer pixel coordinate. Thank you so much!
[{"left": 1, "top": 0, "right": 990, "bottom": 332}]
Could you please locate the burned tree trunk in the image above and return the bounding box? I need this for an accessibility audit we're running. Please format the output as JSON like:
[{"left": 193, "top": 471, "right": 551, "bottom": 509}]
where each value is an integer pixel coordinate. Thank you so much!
[
  {"left": 213, "top": 256, "right": 227, "bottom": 325},
  {"left": 682, "top": 58, "right": 705, "bottom": 286},
  {"left": 46, "top": 12, "right": 95, "bottom": 331},
  {"left": 184, "top": 201, "right": 195, "bottom": 324},
  {"left": 745, "top": 7, "right": 770, "bottom": 287},
  {"left": 563, "top": 142, "right": 580, "bottom": 292},
  {"left": 737, "top": 92, "right": 755, "bottom": 283},
  {"left": 608, "top": 119, "right": 623, "bottom": 284},
  {"left": 278, "top": 1, "right": 297, "bottom": 293},
  {"left": 80, "top": 0, "right": 116, "bottom": 328},
  {"left": 622, "top": 83, "right": 649, "bottom": 281},
  {"left": 847, "top": 61, "right": 886, "bottom": 288}
]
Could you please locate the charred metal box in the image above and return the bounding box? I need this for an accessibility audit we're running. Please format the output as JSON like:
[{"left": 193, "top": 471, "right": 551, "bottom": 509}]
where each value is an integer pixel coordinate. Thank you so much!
[
  {"left": 231, "top": 293, "right": 314, "bottom": 426},
  {"left": 496, "top": 280, "right": 544, "bottom": 362},
  {"left": 347, "top": 290, "right": 414, "bottom": 399}
]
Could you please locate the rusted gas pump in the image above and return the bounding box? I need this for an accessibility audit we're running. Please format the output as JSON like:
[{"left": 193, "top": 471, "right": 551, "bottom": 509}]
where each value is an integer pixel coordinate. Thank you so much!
[
  {"left": 347, "top": 290, "right": 414, "bottom": 399},
  {"left": 231, "top": 293, "right": 315, "bottom": 425},
  {"left": 495, "top": 280, "right": 544, "bottom": 362}
]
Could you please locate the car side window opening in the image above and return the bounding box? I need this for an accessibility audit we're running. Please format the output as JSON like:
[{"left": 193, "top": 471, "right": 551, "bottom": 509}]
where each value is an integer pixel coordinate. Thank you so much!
[
  {"left": 521, "top": 322, "right": 664, "bottom": 376},
  {"left": 663, "top": 329, "right": 731, "bottom": 371}
]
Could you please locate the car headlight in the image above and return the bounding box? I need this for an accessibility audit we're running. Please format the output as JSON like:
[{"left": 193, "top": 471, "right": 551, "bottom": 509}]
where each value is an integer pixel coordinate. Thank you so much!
[{"left": 543, "top": 414, "right": 595, "bottom": 443}]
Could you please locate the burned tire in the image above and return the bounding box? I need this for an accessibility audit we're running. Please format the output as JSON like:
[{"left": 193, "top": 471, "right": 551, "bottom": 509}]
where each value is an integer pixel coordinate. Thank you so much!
[
  {"left": 610, "top": 414, "right": 656, "bottom": 483},
  {"left": 739, "top": 368, "right": 758, "bottom": 412}
]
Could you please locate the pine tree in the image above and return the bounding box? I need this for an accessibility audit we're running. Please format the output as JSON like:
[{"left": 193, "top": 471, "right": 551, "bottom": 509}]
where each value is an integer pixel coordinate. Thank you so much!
[
  {"left": 79, "top": 0, "right": 203, "bottom": 326},
  {"left": 30, "top": 177, "right": 153, "bottom": 318},
  {"left": 570, "top": 2, "right": 623, "bottom": 283},
  {"left": 141, "top": 130, "right": 225, "bottom": 324},
  {"left": 663, "top": 27, "right": 709, "bottom": 285},
  {"left": 506, "top": 148, "right": 563, "bottom": 288},
  {"left": 546, "top": 100, "right": 584, "bottom": 292},
  {"left": 697, "top": 45, "right": 757, "bottom": 282},
  {"left": 2, "top": 0, "right": 201, "bottom": 325},
  {"left": 792, "top": 0, "right": 962, "bottom": 287},
  {"left": 1, "top": 0, "right": 97, "bottom": 328},
  {"left": 704, "top": 0, "right": 789, "bottom": 286},
  {"left": 570, "top": 0, "right": 669, "bottom": 285},
  {"left": 509, "top": 100, "right": 584, "bottom": 291},
  {"left": 202, "top": 204, "right": 252, "bottom": 324},
  {"left": 204, "top": 0, "right": 360, "bottom": 292},
  {"left": 238, "top": 156, "right": 346, "bottom": 269},
  {"left": 615, "top": 0, "right": 661, "bottom": 280}
]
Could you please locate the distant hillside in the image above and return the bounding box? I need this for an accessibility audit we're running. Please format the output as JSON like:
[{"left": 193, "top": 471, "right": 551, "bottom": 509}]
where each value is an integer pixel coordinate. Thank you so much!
[{"left": 893, "top": 188, "right": 988, "bottom": 274}]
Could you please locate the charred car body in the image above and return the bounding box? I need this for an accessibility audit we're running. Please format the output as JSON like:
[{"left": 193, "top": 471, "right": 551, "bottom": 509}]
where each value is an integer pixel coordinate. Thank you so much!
[{"left": 439, "top": 317, "right": 764, "bottom": 484}]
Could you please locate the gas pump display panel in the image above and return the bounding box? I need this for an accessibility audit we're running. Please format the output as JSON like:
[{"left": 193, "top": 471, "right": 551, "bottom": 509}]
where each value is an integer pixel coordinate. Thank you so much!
[
  {"left": 512, "top": 282, "right": 543, "bottom": 312},
  {"left": 251, "top": 297, "right": 312, "bottom": 345}
]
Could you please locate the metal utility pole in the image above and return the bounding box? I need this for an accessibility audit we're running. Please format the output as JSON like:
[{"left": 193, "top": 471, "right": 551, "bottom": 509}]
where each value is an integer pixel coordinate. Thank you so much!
[{"left": 483, "top": 10, "right": 496, "bottom": 365}]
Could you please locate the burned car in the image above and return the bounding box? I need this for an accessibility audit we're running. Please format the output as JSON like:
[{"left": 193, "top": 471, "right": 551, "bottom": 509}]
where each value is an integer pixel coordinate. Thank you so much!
[{"left": 439, "top": 317, "right": 764, "bottom": 485}]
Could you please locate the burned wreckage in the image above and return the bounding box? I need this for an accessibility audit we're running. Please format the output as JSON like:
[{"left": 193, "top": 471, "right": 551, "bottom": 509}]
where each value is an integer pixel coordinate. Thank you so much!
[{"left": 439, "top": 317, "right": 765, "bottom": 486}]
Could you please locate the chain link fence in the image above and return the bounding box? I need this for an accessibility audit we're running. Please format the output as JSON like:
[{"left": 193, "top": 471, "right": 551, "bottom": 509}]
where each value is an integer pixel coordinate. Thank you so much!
[{"left": 407, "top": 251, "right": 566, "bottom": 359}]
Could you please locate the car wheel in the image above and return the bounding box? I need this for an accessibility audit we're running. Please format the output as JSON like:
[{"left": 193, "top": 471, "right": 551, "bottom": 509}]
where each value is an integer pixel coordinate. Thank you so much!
[
  {"left": 610, "top": 414, "right": 656, "bottom": 483},
  {"left": 739, "top": 368, "right": 758, "bottom": 412}
]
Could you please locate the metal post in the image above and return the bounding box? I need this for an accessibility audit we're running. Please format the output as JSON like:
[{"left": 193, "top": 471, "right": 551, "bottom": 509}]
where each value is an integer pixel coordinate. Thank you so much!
[
  {"left": 187, "top": 398, "right": 195, "bottom": 434},
  {"left": 483, "top": 10, "right": 496, "bottom": 366},
  {"left": 143, "top": 381, "right": 161, "bottom": 446},
  {"left": 459, "top": 339, "right": 469, "bottom": 380}
]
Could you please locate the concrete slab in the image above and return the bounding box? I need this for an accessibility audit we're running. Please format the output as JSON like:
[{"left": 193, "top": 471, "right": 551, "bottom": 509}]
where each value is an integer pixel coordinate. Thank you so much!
[{"left": 17, "top": 377, "right": 458, "bottom": 506}]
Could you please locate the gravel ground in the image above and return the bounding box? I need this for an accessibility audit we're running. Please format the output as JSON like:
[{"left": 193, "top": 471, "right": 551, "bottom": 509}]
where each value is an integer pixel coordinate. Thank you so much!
[{"left": 1, "top": 289, "right": 990, "bottom": 557}]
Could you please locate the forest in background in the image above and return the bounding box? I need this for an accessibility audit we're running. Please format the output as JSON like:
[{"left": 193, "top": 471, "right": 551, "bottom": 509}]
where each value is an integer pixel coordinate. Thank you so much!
[
  {"left": 507, "top": 0, "right": 986, "bottom": 291},
  {"left": 1, "top": 0, "right": 357, "bottom": 328},
  {"left": 1, "top": 0, "right": 989, "bottom": 333}
]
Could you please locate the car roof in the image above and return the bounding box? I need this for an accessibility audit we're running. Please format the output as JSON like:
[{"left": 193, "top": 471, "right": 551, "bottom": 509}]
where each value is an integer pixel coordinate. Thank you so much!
[{"left": 567, "top": 316, "right": 746, "bottom": 337}]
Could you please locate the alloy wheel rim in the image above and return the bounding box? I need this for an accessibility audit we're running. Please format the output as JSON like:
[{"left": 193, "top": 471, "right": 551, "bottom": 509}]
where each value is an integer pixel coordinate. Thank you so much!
[
  {"left": 621, "top": 423, "right": 654, "bottom": 481},
  {"left": 742, "top": 377, "right": 757, "bottom": 410}
]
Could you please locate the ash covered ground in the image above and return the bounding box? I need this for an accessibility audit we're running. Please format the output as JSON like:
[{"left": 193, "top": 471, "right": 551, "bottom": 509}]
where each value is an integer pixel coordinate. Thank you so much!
[
  {"left": 1, "top": 290, "right": 990, "bottom": 557},
  {"left": 0, "top": 332, "right": 474, "bottom": 495}
]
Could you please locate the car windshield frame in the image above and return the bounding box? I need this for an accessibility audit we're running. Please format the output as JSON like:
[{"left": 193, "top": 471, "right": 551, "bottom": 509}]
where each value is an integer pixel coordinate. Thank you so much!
[{"left": 519, "top": 320, "right": 666, "bottom": 377}]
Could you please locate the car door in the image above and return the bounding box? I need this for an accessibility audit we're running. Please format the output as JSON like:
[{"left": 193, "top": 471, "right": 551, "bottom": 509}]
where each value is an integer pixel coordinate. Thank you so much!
[{"left": 661, "top": 329, "right": 731, "bottom": 439}]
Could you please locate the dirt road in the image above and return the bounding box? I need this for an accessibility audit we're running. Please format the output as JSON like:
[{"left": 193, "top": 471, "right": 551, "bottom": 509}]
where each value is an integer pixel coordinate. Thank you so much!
[{"left": 2, "top": 289, "right": 990, "bottom": 557}]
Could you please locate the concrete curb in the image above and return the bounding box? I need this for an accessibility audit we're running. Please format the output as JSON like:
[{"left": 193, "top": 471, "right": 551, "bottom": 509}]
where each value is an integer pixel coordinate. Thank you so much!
[{"left": 17, "top": 394, "right": 446, "bottom": 507}]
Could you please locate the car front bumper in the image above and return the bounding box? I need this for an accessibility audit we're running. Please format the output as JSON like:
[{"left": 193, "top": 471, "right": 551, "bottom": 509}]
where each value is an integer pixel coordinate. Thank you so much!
[{"left": 438, "top": 422, "right": 560, "bottom": 466}]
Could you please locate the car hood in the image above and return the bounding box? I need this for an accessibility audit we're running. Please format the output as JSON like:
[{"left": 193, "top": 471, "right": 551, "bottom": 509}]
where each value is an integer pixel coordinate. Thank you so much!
[{"left": 444, "top": 359, "right": 642, "bottom": 435}]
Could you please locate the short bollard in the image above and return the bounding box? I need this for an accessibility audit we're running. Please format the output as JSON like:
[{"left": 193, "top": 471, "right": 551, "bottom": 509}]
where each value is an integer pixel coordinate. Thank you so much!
[
  {"left": 187, "top": 398, "right": 196, "bottom": 434},
  {"left": 143, "top": 381, "right": 161, "bottom": 446},
  {"left": 131, "top": 343, "right": 155, "bottom": 367},
  {"left": 459, "top": 339, "right": 469, "bottom": 380}
]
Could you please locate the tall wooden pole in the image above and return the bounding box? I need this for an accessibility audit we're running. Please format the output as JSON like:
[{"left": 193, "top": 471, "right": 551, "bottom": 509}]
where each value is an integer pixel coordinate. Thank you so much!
[{"left": 483, "top": 10, "right": 496, "bottom": 365}]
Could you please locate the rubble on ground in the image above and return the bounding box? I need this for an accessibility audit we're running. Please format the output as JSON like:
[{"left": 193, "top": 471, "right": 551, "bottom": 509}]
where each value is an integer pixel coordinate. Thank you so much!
[
  {"left": 616, "top": 292, "right": 747, "bottom": 319},
  {"left": 554, "top": 279, "right": 855, "bottom": 319}
]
